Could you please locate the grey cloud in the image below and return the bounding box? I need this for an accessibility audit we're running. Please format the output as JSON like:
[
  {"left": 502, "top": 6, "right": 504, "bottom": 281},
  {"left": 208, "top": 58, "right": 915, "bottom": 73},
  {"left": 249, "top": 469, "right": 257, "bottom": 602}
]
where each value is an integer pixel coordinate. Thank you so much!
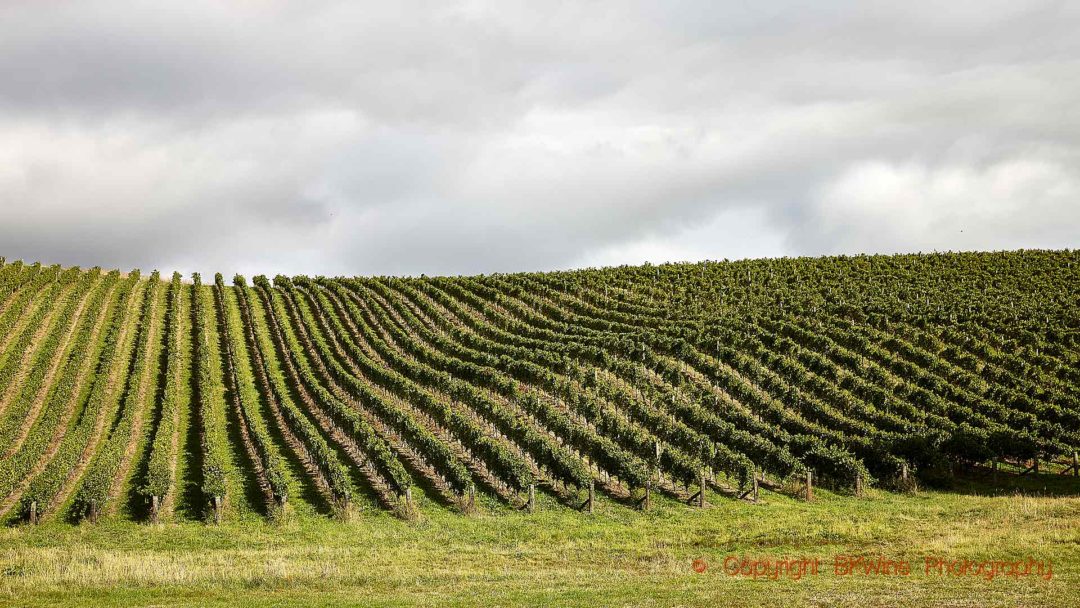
[{"left": 0, "top": 1, "right": 1077, "bottom": 277}]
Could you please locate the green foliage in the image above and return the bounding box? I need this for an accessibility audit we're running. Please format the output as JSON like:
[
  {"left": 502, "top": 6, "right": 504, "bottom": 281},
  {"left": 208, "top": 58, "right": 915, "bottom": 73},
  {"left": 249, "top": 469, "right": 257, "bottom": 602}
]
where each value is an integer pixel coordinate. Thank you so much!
[
  {"left": 21, "top": 272, "right": 142, "bottom": 519},
  {"left": 216, "top": 274, "right": 289, "bottom": 506},
  {"left": 1, "top": 250, "right": 1078, "bottom": 520},
  {"left": 0, "top": 268, "right": 112, "bottom": 506},
  {"left": 0, "top": 264, "right": 70, "bottom": 402},
  {"left": 239, "top": 277, "right": 354, "bottom": 506},
  {"left": 74, "top": 272, "right": 163, "bottom": 517},
  {"left": 142, "top": 272, "right": 188, "bottom": 502},
  {"left": 192, "top": 273, "right": 230, "bottom": 507}
]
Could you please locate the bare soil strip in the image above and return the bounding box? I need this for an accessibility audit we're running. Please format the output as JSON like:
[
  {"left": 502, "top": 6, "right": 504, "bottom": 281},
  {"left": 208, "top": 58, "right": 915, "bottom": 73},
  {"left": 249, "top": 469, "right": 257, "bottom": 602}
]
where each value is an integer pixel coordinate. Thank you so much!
[
  {"left": 45, "top": 282, "right": 146, "bottom": 517},
  {"left": 376, "top": 284, "right": 611, "bottom": 504},
  {"left": 350, "top": 284, "right": 632, "bottom": 500},
  {"left": 1, "top": 279, "right": 102, "bottom": 457},
  {"left": 296, "top": 286, "right": 520, "bottom": 507},
  {"left": 105, "top": 284, "right": 165, "bottom": 515},
  {"left": 274, "top": 288, "right": 452, "bottom": 509},
  {"left": 159, "top": 287, "right": 188, "bottom": 518},
  {"left": 238, "top": 287, "right": 336, "bottom": 509},
  {"left": 367, "top": 284, "right": 585, "bottom": 503},
  {"left": 0, "top": 282, "right": 34, "bottom": 343},
  {"left": 0, "top": 281, "right": 119, "bottom": 518},
  {"left": 0, "top": 281, "right": 79, "bottom": 418},
  {"left": 215, "top": 287, "right": 275, "bottom": 510}
]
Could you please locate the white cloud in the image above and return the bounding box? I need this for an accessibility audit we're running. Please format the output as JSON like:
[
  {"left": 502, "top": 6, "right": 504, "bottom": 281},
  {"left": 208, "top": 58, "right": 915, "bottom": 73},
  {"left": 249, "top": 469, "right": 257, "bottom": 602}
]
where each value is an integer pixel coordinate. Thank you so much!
[
  {"left": 0, "top": 1, "right": 1077, "bottom": 276},
  {"left": 804, "top": 158, "right": 1080, "bottom": 254},
  {"left": 576, "top": 206, "right": 787, "bottom": 268}
]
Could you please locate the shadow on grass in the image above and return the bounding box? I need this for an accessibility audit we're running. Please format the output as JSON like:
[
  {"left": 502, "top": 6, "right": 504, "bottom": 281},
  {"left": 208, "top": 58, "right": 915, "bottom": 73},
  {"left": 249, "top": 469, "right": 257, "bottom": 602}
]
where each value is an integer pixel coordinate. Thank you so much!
[{"left": 920, "top": 462, "right": 1080, "bottom": 497}]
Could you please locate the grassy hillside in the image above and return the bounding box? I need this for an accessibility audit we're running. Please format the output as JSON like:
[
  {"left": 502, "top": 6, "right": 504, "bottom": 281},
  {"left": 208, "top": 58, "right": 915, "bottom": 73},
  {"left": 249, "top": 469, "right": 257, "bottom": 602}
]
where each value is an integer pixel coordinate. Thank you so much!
[
  {"left": 0, "top": 250, "right": 1076, "bottom": 606},
  {"left": 1, "top": 476, "right": 1077, "bottom": 607}
]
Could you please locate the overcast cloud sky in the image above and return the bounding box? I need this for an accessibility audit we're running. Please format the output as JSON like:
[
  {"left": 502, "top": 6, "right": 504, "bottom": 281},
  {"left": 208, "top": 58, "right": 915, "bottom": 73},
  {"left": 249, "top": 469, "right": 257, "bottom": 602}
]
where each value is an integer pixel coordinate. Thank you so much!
[{"left": 0, "top": 1, "right": 1077, "bottom": 277}]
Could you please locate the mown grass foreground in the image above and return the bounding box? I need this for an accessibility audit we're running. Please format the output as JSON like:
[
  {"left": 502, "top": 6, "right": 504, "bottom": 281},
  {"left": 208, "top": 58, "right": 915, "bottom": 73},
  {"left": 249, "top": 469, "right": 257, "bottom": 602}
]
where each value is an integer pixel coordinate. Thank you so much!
[{"left": 0, "top": 479, "right": 1077, "bottom": 607}]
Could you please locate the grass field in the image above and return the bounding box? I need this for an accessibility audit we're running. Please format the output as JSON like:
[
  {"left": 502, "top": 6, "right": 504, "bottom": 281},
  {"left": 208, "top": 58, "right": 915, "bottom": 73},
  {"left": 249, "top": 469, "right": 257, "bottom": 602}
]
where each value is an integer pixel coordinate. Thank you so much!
[{"left": 1, "top": 474, "right": 1076, "bottom": 607}]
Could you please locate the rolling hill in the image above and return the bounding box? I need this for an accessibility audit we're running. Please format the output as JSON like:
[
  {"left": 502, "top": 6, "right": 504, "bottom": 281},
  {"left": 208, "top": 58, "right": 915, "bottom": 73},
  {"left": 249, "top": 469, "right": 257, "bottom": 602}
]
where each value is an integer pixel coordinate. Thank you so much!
[{"left": 0, "top": 249, "right": 1076, "bottom": 525}]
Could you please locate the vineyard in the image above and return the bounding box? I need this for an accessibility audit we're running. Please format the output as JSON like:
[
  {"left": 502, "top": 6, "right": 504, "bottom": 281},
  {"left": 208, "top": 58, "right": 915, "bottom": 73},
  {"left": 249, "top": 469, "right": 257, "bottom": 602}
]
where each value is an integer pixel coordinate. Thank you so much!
[{"left": 0, "top": 249, "right": 1077, "bottom": 525}]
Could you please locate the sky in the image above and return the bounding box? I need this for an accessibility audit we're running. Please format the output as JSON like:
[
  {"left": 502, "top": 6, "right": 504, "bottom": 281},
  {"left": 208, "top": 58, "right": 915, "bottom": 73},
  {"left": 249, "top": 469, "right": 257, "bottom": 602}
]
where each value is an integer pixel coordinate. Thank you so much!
[{"left": 0, "top": 1, "right": 1077, "bottom": 278}]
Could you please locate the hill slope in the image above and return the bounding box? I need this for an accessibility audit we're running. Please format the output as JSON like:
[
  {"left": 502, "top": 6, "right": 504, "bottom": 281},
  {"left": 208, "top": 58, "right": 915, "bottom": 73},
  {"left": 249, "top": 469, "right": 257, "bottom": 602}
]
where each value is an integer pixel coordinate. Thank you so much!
[{"left": 0, "top": 249, "right": 1076, "bottom": 523}]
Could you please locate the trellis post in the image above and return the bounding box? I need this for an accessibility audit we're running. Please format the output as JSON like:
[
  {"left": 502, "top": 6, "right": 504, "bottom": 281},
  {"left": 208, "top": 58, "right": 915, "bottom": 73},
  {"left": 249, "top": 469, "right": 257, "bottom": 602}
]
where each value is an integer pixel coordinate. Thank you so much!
[{"left": 698, "top": 467, "right": 706, "bottom": 508}]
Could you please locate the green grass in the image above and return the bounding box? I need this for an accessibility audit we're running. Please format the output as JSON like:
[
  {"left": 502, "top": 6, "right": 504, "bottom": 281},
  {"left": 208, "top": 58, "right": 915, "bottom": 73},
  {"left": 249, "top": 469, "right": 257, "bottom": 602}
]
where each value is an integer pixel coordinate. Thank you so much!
[{"left": 0, "top": 478, "right": 1076, "bottom": 607}]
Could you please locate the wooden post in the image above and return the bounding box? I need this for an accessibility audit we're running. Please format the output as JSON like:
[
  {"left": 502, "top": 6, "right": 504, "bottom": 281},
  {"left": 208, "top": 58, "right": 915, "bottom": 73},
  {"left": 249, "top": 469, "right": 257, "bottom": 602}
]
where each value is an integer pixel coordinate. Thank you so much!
[
  {"left": 150, "top": 495, "right": 159, "bottom": 523},
  {"left": 1073, "top": 452, "right": 1079, "bottom": 478},
  {"left": 469, "top": 485, "right": 476, "bottom": 509},
  {"left": 587, "top": 480, "right": 595, "bottom": 514},
  {"left": 29, "top": 501, "right": 38, "bottom": 525},
  {"left": 805, "top": 470, "right": 813, "bottom": 502},
  {"left": 527, "top": 483, "right": 536, "bottom": 513},
  {"left": 1033, "top": 458, "right": 1039, "bottom": 475},
  {"left": 643, "top": 480, "right": 651, "bottom": 511},
  {"left": 854, "top": 472, "right": 862, "bottom": 498},
  {"left": 901, "top": 463, "right": 909, "bottom": 482},
  {"left": 278, "top": 493, "right": 288, "bottom": 522},
  {"left": 213, "top": 496, "right": 222, "bottom": 524},
  {"left": 698, "top": 468, "right": 706, "bottom": 508},
  {"left": 88, "top": 499, "right": 99, "bottom": 523},
  {"left": 752, "top": 471, "right": 759, "bottom": 503},
  {"left": 992, "top": 458, "right": 998, "bottom": 483},
  {"left": 405, "top": 486, "right": 413, "bottom": 506}
]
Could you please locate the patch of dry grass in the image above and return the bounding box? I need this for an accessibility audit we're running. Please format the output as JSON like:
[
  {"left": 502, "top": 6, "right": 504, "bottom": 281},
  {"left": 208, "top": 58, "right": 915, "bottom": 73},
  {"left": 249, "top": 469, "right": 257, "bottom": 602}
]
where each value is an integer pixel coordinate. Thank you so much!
[{"left": 0, "top": 485, "right": 1076, "bottom": 606}]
